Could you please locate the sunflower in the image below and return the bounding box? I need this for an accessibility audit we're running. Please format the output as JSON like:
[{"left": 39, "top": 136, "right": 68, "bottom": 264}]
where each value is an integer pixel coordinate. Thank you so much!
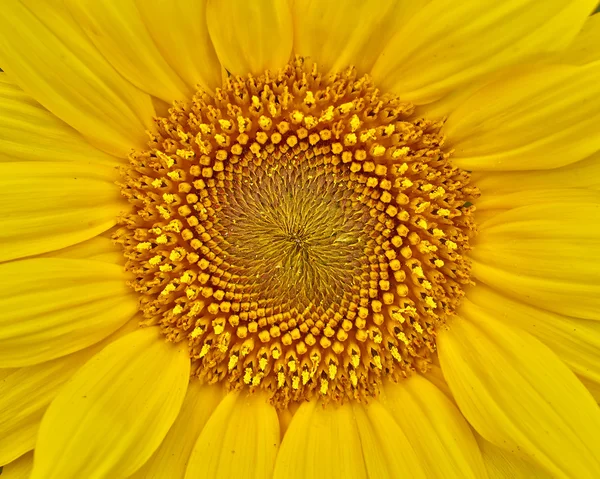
[{"left": 1, "top": 0, "right": 600, "bottom": 478}]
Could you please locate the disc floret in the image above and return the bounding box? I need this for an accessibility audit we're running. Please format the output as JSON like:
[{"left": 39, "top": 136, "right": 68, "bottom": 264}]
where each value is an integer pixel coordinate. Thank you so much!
[{"left": 116, "top": 58, "right": 478, "bottom": 407}]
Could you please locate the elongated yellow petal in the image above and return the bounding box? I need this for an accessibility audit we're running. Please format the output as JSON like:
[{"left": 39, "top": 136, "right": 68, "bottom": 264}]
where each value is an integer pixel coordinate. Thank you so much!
[
  {"left": 556, "top": 13, "right": 600, "bottom": 65},
  {"left": 352, "top": 400, "right": 427, "bottom": 478},
  {"left": 470, "top": 193, "right": 600, "bottom": 320},
  {"left": 31, "top": 328, "right": 190, "bottom": 479},
  {"left": 67, "top": 0, "right": 191, "bottom": 102},
  {"left": 472, "top": 151, "right": 600, "bottom": 196},
  {"left": 207, "top": 0, "right": 292, "bottom": 76},
  {"left": 0, "top": 162, "right": 126, "bottom": 262},
  {"left": 1, "top": 452, "right": 33, "bottom": 478},
  {"left": 438, "top": 309, "right": 600, "bottom": 478},
  {"left": 0, "top": 318, "right": 139, "bottom": 465},
  {"left": 444, "top": 62, "right": 600, "bottom": 171},
  {"left": 292, "top": 0, "right": 426, "bottom": 75},
  {"left": 186, "top": 391, "right": 279, "bottom": 479},
  {"left": 580, "top": 376, "right": 600, "bottom": 403},
  {"left": 0, "top": 258, "right": 137, "bottom": 367},
  {"left": 0, "top": 74, "right": 117, "bottom": 164},
  {"left": 131, "top": 382, "right": 224, "bottom": 479},
  {"left": 38, "top": 235, "right": 124, "bottom": 265},
  {"left": 383, "top": 377, "right": 487, "bottom": 479},
  {"left": 421, "top": 366, "right": 453, "bottom": 401},
  {"left": 466, "top": 284, "right": 600, "bottom": 391},
  {"left": 426, "top": 12, "right": 600, "bottom": 120},
  {"left": 474, "top": 187, "right": 599, "bottom": 212},
  {"left": 416, "top": 57, "right": 551, "bottom": 122},
  {"left": 136, "top": 0, "right": 222, "bottom": 94},
  {"left": 0, "top": 0, "right": 154, "bottom": 157},
  {"left": 372, "top": 0, "right": 596, "bottom": 104},
  {"left": 274, "top": 401, "right": 367, "bottom": 479},
  {"left": 0, "top": 358, "right": 82, "bottom": 464},
  {"left": 477, "top": 436, "right": 552, "bottom": 479}
]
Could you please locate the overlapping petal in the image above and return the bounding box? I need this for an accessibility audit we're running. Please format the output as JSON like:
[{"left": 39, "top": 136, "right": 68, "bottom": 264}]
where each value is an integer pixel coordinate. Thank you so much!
[
  {"left": 352, "top": 400, "right": 428, "bottom": 478},
  {"left": 0, "top": 356, "right": 86, "bottom": 465},
  {"left": 0, "top": 318, "right": 137, "bottom": 465},
  {"left": 207, "top": 0, "right": 293, "bottom": 76},
  {"left": 292, "top": 0, "right": 426, "bottom": 75},
  {"left": 67, "top": 0, "right": 192, "bottom": 102},
  {"left": 472, "top": 151, "right": 600, "bottom": 196},
  {"left": 383, "top": 377, "right": 487, "bottom": 478},
  {"left": 556, "top": 13, "right": 600, "bottom": 65},
  {"left": 470, "top": 189, "right": 600, "bottom": 320},
  {"left": 131, "top": 382, "right": 224, "bottom": 479},
  {"left": 38, "top": 235, "right": 124, "bottom": 265},
  {"left": 444, "top": 61, "right": 600, "bottom": 171},
  {"left": 0, "top": 258, "right": 137, "bottom": 367},
  {"left": 273, "top": 401, "right": 367, "bottom": 479},
  {"left": 466, "top": 284, "right": 600, "bottom": 394},
  {"left": 0, "top": 74, "right": 116, "bottom": 164},
  {"left": 135, "top": 0, "right": 222, "bottom": 93},
  {"left": 477, "top": 437, "right": 553, "bottom": 479},
  {"left": 186, "top": 391, "right": 279, "bottom": 479},
  {"left": 31, "top": 328, "right": 190, "bottom": 479},
  {"left": 0, "top": 162, "right": 126, "bottom": 262},
  {"left": 439, "top": 308, "right": 600, "bottom": 478},
  {"left": 0, "top": 0, "right": 154, "bottom": 157},
  {"left": 372, "top": 0, "right": 596, "bottom": 104},
  {"left": 0, "top": 452, "right": 33, "bottom": 479}
]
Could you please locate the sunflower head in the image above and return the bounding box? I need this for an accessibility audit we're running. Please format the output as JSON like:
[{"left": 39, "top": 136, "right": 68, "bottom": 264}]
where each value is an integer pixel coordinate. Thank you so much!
[{"left": 1, "top": 1, "right": 600, "bottom": 478}]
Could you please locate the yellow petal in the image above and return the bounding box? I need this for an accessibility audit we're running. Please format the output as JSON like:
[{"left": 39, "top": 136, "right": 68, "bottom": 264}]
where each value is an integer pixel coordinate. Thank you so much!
[
  {"left": 416, "top": 58, "right": 550, "bottom": 121},
  {"left": 131, "top": 382, "right": 224, "bottom": 479},
  {"left": 372, "top": 0, "right": 596, "bottom": 104},
  {"left": 421, "top": 365, "right": 453, "bottom": 401},
  {"left": 477, "top": 436, "right": 553, "bottom": 479},
  {"left": 0, "top": 357, "right": 82, "bottom": 464},
  {"left": 277, "top": 407, "right": 295, "bottom": 439},
  {"left": 474, "top": 186, "right": 599, "bottom": 212},
  {"left": 438, "top": 308, "right": 600, "bottom": 478},
  {"left": 1, "top": 452, "right": 33, "bottom": 478},
  {"left": 472, "top": 150, "right": 600, "bottom": 196},
  {"left": 136, "top": 0, "right": 222, "bottom": 94},
  {"left": 186, "top": 391, "right": 279, "bottom": 479},
  {"left": 0, "top": 74, "right": 117, "bottom": 165},
  {"left": 31, "top": 328, "right": 190, "bottom": 479},
  {"left": 470, "top": 193, "right": 600, "bottom": 320},
  {"left": 352, "top": 400, "right": 427, "bottom": 478},
  {"left": 0, "top": 0, "right": 154, "bottom": 157},
  {"left": 38, "top": 235, "right": 124, "bottom": 265},
  {"left": 274, "top": 400, "right": 367, "bottom": 479},
  {"left": 0, "top": 162, "right": 126, "bottom": 262},
  {"left": 0, "top": 318, "right": 139, "bottom": 465},
  {"left": 292, "top": 0, "right": 426, "bottom": 75},
  {"left": 467, "top": 284, "right": 600, "bottom": 391},
  {"left": 444, "top": 61, "right": 600, "bottom": 171},
  {"left": 556, "top": 13, "right": 600, "bottom": 65},
  {"left": 421, "top": 12, "right": 600, "bottom": 120},
  {"left": 383, "top": 376, "right": 487, "bottom": 479},
  {"left": 67, "top": 0, "right": 191, "bottom": 102},
  {"left": 0, "top": 258, "right": 137, "bottom": 367},
  {"left": 207, "top": 0, "right": 292, "bottom": 76},
  {"left": 579, "top": 376, "right": 600, "bottom": 403}
]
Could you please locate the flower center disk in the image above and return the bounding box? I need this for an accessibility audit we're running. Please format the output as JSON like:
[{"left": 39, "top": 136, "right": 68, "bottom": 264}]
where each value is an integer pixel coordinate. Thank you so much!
[{"left": 116, "top": 58, "right": 478, "bottom": 407}]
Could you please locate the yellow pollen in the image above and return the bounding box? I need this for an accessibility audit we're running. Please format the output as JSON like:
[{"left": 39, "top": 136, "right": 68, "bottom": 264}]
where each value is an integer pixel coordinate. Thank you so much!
[{"left": 115, "top": 58, "right": 478, "bottom": 409}]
